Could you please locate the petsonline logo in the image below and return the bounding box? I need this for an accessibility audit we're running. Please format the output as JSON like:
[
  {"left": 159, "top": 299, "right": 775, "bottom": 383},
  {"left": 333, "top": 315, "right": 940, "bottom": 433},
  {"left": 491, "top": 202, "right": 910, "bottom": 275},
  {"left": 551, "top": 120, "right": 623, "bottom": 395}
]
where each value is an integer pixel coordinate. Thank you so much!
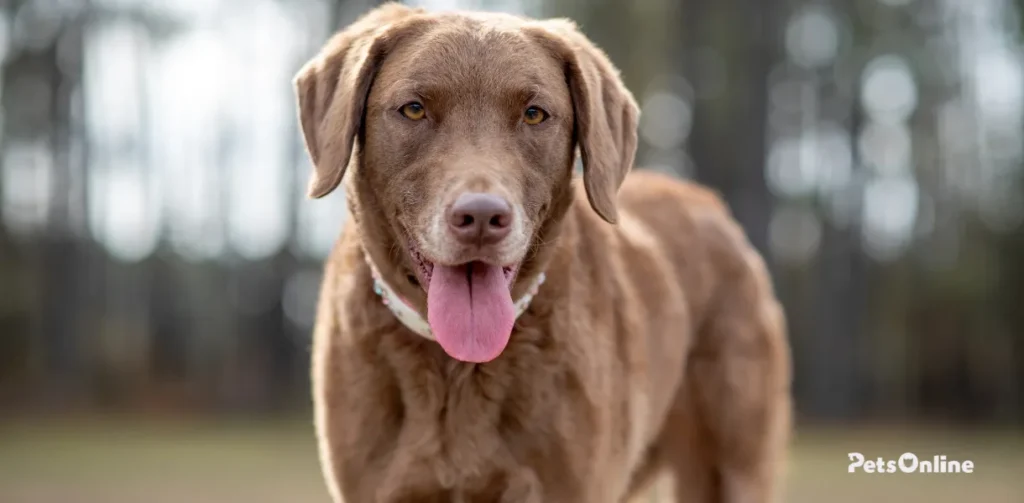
[{"left": 848, "top": 452, "right": 975, "bottom": 474}]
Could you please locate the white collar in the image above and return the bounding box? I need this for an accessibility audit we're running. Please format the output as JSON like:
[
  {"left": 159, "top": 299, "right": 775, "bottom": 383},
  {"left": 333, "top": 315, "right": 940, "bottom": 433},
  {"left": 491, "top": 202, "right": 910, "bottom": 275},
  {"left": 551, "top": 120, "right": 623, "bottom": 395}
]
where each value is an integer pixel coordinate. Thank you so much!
[{"left": 365, "top": 257, "right": 546, "bottom": 341}]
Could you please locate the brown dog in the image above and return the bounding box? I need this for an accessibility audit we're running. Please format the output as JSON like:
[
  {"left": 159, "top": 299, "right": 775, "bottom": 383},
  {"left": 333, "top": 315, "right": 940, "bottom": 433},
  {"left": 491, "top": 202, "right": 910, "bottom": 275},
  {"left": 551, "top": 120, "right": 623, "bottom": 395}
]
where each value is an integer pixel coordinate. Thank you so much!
[{"left": 296, "top": 3, "right": 791, "bottom": 502}]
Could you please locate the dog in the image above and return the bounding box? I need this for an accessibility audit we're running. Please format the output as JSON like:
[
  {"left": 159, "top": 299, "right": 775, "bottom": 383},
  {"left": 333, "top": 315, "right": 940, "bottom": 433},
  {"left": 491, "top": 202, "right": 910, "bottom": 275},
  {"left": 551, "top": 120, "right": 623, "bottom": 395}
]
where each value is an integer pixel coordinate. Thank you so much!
[{"left": 295, "top": 3, "right": 791, "bottom": 502}]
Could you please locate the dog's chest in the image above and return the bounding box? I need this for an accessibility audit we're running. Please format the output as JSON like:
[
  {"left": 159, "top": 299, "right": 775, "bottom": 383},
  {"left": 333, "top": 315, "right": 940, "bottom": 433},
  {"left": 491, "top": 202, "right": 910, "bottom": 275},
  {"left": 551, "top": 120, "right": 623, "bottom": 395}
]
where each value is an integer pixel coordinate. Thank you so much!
[{"left": 366, "top": 335, "right": 593, "bottom": 502}]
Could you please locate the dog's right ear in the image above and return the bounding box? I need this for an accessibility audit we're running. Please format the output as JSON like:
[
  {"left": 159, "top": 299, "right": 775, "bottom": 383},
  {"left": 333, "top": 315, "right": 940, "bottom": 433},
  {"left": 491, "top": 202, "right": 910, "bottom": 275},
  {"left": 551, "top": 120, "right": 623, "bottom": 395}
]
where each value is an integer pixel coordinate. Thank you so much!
[
  {"left": 294, "top": 3, "right": 423, "bottom": 198},
  {"left": 524, "top": 20, "right": 640, "bottom": 225}
]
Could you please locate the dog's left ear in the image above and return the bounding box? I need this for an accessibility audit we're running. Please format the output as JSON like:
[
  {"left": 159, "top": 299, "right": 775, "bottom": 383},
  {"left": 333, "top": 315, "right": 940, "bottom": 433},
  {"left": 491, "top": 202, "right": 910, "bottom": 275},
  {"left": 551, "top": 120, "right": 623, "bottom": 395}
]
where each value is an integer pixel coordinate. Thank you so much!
[
  {"left": 294, "top": 3, "right": 424, "bottom": 198},
  {"left": 526, "top": 20, "right": 640, "bottom": 224}
]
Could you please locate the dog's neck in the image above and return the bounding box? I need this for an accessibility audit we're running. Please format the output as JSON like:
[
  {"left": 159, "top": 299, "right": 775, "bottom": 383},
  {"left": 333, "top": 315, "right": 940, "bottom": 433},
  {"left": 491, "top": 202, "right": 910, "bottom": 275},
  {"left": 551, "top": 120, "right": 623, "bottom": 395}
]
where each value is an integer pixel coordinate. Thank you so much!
[{"left": 362, "top": 252, "right": 546, "bottom": 341}]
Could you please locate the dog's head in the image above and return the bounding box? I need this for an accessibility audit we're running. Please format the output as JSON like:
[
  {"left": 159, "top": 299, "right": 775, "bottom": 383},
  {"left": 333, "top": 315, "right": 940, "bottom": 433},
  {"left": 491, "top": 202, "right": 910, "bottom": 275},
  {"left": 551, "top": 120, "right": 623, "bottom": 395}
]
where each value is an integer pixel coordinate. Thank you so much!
[{"left": 295, "top": 3, "right": 638, "bottom": 362}]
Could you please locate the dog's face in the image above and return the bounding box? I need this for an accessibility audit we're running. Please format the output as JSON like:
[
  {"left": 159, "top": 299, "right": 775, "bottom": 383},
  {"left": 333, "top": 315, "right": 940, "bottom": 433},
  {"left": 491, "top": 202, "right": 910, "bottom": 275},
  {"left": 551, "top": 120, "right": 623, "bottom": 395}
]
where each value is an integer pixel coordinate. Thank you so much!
[
  {"left": 295, "top": 4, "right": 638, "bottom": 362},
  {"left": 360, "top": 16, "right": 574, "bottom": 285}
]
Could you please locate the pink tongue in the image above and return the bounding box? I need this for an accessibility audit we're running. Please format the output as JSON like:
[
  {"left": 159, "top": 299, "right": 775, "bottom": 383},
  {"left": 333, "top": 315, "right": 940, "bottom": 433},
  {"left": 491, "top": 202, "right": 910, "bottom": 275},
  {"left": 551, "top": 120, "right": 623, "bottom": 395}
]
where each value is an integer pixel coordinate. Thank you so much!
[{"left": 427, "top": 262, "right": 515, "bottom": 363}]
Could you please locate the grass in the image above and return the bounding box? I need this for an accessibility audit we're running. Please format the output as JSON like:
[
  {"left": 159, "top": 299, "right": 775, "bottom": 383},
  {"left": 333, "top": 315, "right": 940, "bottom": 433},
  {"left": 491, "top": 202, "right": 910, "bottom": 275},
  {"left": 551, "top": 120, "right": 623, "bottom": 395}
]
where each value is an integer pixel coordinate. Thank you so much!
[{"left": 0, "top": 417, "right": 1021, "bottom": 502}]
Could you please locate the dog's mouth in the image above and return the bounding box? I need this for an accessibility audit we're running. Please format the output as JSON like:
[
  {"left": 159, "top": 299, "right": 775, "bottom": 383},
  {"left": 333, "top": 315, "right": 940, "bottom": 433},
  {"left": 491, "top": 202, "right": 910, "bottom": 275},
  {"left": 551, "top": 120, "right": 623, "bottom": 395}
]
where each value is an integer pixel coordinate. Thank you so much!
[
  {"left": 406, "top": 242, "right": 519, "bottom": 364},
  {"left": 407, "top": 244, "right": 517, "bottom": 290}
]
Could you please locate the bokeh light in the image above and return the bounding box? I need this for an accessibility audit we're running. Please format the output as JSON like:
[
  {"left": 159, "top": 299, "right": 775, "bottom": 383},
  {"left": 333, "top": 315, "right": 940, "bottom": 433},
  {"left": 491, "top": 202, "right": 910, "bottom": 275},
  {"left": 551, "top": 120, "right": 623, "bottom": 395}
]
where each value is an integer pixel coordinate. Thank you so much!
[
  {"left": 860, "top": 55, "right": 918, "bottom": 124},
  {"left": 785, "top": 6, "right": 840, "bottom": 69}
]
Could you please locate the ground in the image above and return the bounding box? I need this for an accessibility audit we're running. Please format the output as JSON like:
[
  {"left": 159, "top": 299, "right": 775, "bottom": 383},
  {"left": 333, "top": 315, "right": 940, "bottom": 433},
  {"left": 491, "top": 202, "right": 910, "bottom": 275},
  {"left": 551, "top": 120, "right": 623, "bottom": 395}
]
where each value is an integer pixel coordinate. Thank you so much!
[{"left": 0, "top": 417, "right": 1021, "bottom": 502}]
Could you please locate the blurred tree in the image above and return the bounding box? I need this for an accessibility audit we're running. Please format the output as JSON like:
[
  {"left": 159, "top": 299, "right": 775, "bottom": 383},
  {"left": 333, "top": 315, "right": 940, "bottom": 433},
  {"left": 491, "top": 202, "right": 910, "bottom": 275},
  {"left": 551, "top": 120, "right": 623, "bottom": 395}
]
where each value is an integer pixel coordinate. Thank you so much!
[
  {"left": 0, "top": 0, "right": 1021, "bottom": 425},
  {"left": 678, "top": 0, "right": 777, "bottom": 260},
  {"left": 2, "top": 0, "right": 89, "bottom": 405}
]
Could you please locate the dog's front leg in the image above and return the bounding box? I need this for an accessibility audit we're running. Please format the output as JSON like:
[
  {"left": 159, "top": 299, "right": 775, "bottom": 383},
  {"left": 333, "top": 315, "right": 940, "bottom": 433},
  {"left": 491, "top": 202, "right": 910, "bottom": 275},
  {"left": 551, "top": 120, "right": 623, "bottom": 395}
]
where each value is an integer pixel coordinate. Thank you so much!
[{"left": 682, "top": 242, "right": 792, "bottom": 503}]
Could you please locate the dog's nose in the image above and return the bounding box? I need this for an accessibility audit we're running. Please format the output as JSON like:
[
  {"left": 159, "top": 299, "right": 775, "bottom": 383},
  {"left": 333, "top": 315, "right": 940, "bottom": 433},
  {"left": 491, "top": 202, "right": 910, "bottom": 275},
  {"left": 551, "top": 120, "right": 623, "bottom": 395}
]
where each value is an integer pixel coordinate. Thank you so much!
[{"left": 448, "top": 192, "right": 513, "bottom": 245}]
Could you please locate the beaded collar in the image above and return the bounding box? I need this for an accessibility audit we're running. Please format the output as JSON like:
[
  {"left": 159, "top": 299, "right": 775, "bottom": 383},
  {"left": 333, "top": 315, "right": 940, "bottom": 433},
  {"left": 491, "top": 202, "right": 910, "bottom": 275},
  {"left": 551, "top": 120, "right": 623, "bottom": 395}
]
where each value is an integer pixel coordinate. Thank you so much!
[{"left": 365, "top": 257, "right": 546, "bottom": 341}]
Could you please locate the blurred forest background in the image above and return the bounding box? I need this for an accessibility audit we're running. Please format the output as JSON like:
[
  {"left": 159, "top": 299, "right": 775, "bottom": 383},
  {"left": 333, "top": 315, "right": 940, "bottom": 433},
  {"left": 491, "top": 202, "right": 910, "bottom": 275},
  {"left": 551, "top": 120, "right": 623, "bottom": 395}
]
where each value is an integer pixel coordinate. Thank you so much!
[{"left": 1, "top": 0, "right": 1023, "bottom": 502}]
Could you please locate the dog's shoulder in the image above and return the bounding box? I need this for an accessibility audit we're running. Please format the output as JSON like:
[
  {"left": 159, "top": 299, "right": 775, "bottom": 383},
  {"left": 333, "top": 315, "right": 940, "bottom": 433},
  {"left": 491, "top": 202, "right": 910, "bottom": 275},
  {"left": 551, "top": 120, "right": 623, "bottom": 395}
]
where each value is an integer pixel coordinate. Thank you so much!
[
  {"left": 610, "top": 169, "right": 768, "bottom": 321},
  {"left": 313, "top": 222, "right": 384, "bottom": 343}
]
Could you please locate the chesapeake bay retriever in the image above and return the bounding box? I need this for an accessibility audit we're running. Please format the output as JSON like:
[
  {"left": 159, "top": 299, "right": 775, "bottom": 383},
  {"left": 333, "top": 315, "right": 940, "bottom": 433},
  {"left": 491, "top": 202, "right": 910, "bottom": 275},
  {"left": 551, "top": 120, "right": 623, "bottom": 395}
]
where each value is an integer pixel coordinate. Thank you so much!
[{"left": 295, "top": 3, "right": 791, "bottom": 502}]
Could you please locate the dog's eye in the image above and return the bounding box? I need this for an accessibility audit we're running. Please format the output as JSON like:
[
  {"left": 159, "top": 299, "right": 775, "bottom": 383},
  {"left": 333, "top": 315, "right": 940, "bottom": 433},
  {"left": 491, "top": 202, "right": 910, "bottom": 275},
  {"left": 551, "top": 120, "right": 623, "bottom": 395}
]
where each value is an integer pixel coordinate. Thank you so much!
[
  {"left": 523, "top": 106, "right": 548, "bottom": 125},
  {"left": 400, "top": 102, "right": 426, "bottom": 121}
]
